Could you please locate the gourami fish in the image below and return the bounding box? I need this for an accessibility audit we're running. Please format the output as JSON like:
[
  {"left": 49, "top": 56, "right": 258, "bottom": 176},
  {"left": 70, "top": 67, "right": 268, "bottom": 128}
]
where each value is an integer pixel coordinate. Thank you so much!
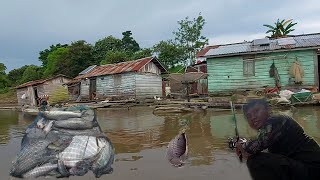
[{"left": 166, "top": 131, "right": 188, "bottom": 167}]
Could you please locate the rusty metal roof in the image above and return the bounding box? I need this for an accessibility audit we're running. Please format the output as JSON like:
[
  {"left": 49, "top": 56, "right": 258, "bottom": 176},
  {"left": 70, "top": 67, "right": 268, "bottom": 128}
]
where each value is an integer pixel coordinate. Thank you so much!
[
  {"left": 205, "top": 33, "right": 320, "bottom": 58},
  {"left": 74, "top": 56, "right": 167, "bottom": 80},
  {"left": 15, "top": 74, "right": 71, "bottom": 89}
]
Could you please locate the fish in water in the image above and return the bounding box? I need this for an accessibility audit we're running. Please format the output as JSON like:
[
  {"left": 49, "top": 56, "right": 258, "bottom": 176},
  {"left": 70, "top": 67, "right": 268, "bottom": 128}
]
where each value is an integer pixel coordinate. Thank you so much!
[
  {"left": 54, "top": 119, "right": 93, "bottom": 130},
  {"left": 166, "top": 131, "right": 188, "bottom": 167},
  {"left": 42, "top": 111, "right": 83, "bottom": 121},
  {"left": 22, "top": 162, "right": 58, "bottom": 178},
  {"left": 91, "top": 136, "right": 115, "bottom": 178}
]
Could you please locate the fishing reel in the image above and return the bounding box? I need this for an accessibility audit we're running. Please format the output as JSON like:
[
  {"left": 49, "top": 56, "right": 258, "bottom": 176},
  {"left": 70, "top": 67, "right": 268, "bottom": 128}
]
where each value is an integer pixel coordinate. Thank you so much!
[{"left": 228, "top": 137, "right": 237, "bottom": 150}]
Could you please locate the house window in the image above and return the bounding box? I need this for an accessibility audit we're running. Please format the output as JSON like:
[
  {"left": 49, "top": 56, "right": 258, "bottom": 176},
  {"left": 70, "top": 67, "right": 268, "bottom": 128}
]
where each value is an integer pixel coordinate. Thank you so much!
[{"left": 243, "top": 60, "right": 255, "bottom": 76}]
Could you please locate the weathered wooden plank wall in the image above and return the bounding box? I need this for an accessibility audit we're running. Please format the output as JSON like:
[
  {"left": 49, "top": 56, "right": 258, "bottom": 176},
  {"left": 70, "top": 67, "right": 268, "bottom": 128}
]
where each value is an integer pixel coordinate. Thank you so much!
[
  {"left": 207, "top": 50, "right": 316, "bottom": 92},
  {"left": 16, "top": 86, "right": 37, "bottom": 106},
  {"left": 138, "top": 62, "right": 161, "bottom": 75},
  {"left": 135, "top": 73, "right": 162, "bottom": 98},
  {"left": 96, "top": 72, "right": 136, "bottom": 99},
  {"left": 80, "top": 79, "right": 90, "bottom": 99}
]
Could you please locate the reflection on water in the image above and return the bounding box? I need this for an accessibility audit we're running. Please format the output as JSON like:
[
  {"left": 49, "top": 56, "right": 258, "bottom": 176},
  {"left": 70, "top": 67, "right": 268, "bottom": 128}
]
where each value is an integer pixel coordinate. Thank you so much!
[
  {"left": 0, "top": 110, "right": 35, "bottom": 145},
  {"left": 0, "top": 106, "right": 319, "bottom": 179}
]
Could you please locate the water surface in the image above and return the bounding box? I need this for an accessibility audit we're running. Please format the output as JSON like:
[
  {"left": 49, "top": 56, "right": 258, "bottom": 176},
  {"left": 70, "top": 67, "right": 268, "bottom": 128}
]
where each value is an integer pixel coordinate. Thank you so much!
[{"left": 1, "top": 106, "right": 319, "bottom": 180}]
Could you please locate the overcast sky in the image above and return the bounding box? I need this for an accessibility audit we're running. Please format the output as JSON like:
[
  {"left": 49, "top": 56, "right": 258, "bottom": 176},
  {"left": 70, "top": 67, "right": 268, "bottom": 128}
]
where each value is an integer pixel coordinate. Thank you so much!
[{"left": 1, "top": 0, "right": 320, "bottom": 72}]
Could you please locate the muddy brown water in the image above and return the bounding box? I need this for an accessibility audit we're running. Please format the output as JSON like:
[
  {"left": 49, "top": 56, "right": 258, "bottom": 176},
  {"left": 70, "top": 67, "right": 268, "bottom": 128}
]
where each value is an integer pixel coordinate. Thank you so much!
[{"left": 0, "top": 106, "right": 319, "bottom": 180}]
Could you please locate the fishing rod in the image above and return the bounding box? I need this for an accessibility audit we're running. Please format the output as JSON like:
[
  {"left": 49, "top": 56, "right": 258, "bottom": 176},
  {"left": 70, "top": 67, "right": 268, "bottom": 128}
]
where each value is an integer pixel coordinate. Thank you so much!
[{"left": 228, "top": 101, "right": 243, "bottom": 162}]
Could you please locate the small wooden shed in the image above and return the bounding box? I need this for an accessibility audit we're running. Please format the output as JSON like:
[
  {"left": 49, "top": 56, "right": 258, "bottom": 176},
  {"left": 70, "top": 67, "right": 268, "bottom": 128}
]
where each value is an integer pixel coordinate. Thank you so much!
[
  {"left": 67, "top": 57, "right": 167, "bottom": 101},
  {"left": 15, "top": 74, "right": 71, "bottom": 107}
]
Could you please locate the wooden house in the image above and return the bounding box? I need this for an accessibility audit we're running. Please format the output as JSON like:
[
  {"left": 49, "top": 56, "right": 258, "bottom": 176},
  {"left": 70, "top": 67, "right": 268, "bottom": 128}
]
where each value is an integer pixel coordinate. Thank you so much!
[
  {"left": 66, "top": 57, "right": 167, "bottom": 101},
  {"left": 186, "top": 61, "right": 208, "bottom": 95},
  {"left": 15, "top": 74, "right": 71, "bottom": 107},
  {"left": 200, "top": 33, "right": 320, "bottom": 93}
]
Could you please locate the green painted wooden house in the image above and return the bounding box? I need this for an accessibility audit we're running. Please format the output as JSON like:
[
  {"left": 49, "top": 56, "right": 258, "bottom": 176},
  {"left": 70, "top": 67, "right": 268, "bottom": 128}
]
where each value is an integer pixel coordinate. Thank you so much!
[{"left": 201, "top": 33, "right": 320, "bottom": 92}]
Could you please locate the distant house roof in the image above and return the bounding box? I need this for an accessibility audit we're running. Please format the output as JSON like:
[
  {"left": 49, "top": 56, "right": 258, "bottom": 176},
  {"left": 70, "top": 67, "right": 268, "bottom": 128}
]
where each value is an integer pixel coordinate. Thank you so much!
[
  {"left": 196, "top": 45, "right": 220, "bottom": 57},
  {"left": 204, "top": 33, "right": 320, "bottom": 58},
  {"left": 15, "top": 74, "right": 71, "bottom": 89},
  {"left": 73, "top": 56, "right": 167, "bottom": 80}
]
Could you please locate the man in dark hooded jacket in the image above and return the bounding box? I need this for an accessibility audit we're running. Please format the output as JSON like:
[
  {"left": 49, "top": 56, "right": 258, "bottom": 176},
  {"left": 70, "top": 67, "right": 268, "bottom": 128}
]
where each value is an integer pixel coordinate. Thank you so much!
[{"left": 236, "top": 99, "right": 320, "bottom": 180}]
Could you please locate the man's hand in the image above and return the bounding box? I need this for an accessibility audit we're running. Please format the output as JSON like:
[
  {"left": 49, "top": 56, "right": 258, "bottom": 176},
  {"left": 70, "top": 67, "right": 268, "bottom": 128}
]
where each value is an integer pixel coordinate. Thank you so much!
[{"left": 235, "top": 138, "right": 250, "bottom": 161}]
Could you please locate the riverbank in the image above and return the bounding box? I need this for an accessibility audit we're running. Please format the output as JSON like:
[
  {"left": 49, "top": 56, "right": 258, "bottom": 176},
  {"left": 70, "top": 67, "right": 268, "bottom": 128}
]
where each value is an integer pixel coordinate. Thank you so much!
[
  {"left": 0, "top": 90, "right": 18, "bottom": 110},
  {"left": 1, "top": 90, "right": 319, "bottom": 112}
]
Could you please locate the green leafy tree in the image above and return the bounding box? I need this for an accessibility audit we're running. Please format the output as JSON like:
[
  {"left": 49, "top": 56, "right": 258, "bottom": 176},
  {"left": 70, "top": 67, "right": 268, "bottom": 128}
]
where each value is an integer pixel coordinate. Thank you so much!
[
  {"left": 43, "top": 47, "right": 69, "bottom": 77},
  {"left": 100, "top": 50, "right": 129, "bottom": 65},
  {"left": 67, "top": 40, "right": 94, "bottom": 77},
  {"left": 20, "top": 65, "right": 43, "bottom": 84},
  {"left": 92, "top": 35, "right": 123, "bottom": 64},
  {"left": 173, "top": 13, "right": 208, "bottom": 65},
  {"left": 263, "top": 19, "right": 297, "bottom": 38},
  {"left": 153, "top": 14, "right": 208, "bottom": 67},
  {"left": 131, "top": 48, "right": 153, "bottom": 60},
  {"left": 121, "top": 31, "right": 140, "bottom": 53},
  {"left": 39, "top": 44, "right": 68, "bottom": 67},
  {"left": 0, "top": 63, "right": 9, "bottom": 89},
  {"left": 153, "top": 40, "right": 184, "bottom": 68},
  {"left": 7, "top": 65, "right": 29, "bottom": 86}
]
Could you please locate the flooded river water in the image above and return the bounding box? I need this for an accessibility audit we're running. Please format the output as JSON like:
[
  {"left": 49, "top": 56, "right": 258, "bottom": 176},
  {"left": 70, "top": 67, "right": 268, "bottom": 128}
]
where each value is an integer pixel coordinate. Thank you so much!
[{"left": 0, "top": 106, "right": 319, "bottom": 180}]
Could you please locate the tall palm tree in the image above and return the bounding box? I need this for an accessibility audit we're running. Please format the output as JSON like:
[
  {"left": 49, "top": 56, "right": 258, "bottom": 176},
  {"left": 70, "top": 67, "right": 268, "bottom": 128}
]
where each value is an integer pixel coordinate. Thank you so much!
[{"left": 263, "top": 19, "right": 297, "bottom": 38}]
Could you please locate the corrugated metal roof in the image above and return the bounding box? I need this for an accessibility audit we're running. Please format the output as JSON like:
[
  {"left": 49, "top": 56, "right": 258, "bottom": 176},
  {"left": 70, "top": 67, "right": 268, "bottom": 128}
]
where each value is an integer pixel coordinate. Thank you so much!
[
  {"left": 79, "top": 65, "right": 97, "bottom": 75},
  {"left": 15, "top": 74, "right": 71, "bottom": 89},
  {"left": 196, "top": 45, "right": 219, "bottom": 57},
  {"left": 205, "top": 33, "right": 320, "bottom": 57},
  {"left": 74, "top": 57, "right": 167, "bottom": 79}
]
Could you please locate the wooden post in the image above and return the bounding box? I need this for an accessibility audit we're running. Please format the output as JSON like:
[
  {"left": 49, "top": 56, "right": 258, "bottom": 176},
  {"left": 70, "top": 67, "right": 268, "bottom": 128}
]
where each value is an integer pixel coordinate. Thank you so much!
[{"left": 186, "top": 82, "right": 190, "bottom": 102}]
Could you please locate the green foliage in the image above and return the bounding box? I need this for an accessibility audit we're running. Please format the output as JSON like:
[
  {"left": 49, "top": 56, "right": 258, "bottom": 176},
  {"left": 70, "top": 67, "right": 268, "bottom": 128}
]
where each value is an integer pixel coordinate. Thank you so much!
[
  {"left": 173, "top": 13, "right": 208, "bottom": 65},
  {"left": 0, "top": 87, "right": 10, "bottom": 94},
  {"left": 263, "top": 19, "right": 297, "bottom": 38},
  {"left": 39, "top": 44, "right": 68, "bottom": 67},
  {"left": 100, "top": 50, "right": 129, "bottom": 65},
  {"left": 44, "top": 47, "right": 69, "bottom": 77},
  {"left": 153, "top": 40, "right": 185, "bottom": 68},
  {"left": 0, "top": 63, "right": 9, "bottom": 89},
  {"left": 94, "top": 31, "right": 143, "bottom": 66},
  {"left": 92, "top": 35, "right": 123, "bottom": 64},
  {"left": 153, "top": 13, "right": 208, "bottom": 68},
  {"left": 42, "top": 41, "right": 94, "bottom": 78},
  {"left": 121, "top": 31, "right": 140, "bottom": 53},
  {"left": 66, "top": 40, "right": 94, "bottom": 77},
  {"left": 20, "top": 65, "right": 43, "bottom": 84},
  {"left": 168, "top": 65, "right": 185, "bottom": 73},
  {"left": 131, "top": 48, "right": 153, "bottom": 60},
  {"left": 7, "top": 65, "right": 28, "bottom": 86}
]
